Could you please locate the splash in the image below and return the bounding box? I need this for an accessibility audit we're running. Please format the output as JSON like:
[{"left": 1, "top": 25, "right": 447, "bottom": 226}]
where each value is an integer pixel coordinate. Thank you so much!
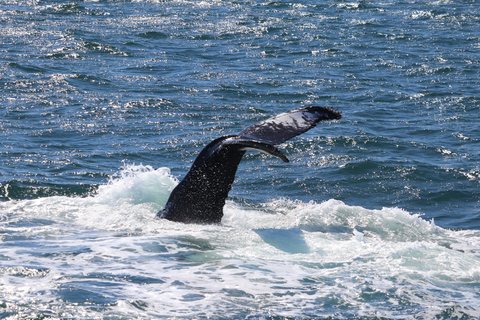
[
  {"left": 2, "top": 165, "right": 480, "bottom": 319},
  {"left": 95, "top": 164, "right": 177, "bottom": 207},
  {"left": 1, "top": 164, "right": 178, "bottom": 233}
]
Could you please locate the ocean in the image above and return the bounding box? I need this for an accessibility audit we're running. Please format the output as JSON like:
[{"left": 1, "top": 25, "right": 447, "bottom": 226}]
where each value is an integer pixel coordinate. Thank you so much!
[{"left": 1, "top": 0, "right": 479, "bottom": 318}]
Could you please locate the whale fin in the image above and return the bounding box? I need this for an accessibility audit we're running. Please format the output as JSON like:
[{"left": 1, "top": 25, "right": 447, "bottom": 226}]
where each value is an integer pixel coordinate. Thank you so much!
[
  {"left": 158, "top": 106, "right": 342, "bottom": 224},
  {"left": 239, "top": 106, "right": 341, "bottom": 145}
]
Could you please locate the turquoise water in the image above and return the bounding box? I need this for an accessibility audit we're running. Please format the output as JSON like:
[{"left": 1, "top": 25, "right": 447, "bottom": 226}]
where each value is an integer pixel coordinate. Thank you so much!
[{"left": 1, "top": 0, "right": 480, "bottom": 318}]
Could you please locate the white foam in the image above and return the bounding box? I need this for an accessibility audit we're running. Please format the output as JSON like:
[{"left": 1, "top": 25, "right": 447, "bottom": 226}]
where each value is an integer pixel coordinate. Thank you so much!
[
  {"left": 1, "top": 164, "right": 480, "bottom": 318},
  {"left": 94, "top": 164, "right": 177, "bottom": 207}
]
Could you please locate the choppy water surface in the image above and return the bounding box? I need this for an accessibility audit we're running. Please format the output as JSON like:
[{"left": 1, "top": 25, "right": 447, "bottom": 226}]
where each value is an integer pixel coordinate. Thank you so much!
[{"left": 1, "top": 0, "right": 480, "bottom": 318}]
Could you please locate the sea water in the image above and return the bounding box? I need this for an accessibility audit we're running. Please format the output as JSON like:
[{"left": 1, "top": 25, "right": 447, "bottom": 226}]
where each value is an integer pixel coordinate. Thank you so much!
[{"left": 1, "top": 0, "right": 480, "bottom": 318}]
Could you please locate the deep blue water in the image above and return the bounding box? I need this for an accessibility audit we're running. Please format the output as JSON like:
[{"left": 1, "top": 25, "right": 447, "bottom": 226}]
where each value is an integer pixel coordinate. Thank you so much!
[{"left": 1, "top": 0, "right": 480, "bottom": 319}]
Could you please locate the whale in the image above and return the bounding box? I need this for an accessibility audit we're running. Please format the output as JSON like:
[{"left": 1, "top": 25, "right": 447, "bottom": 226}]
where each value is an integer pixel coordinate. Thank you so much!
[{"left": 157, "top": 106, "right": 342, "bottom": 224}]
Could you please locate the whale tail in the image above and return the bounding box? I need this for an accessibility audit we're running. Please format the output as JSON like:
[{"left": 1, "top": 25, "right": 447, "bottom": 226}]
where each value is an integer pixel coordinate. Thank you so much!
[{"left": 158, "top": 106, "right": 342, "bottom": 224}]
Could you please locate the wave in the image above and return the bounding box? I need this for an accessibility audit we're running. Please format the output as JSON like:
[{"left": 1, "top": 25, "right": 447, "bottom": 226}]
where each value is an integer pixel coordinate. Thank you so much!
[
  {"left": 1, "top": 164, "right": 480, "bottom": 319},
  {"left": 3, "top": 164, "right": 479, "bottom": 260},
  {"left": 1, "top": 164, "right": 439, "bottom": 235}
]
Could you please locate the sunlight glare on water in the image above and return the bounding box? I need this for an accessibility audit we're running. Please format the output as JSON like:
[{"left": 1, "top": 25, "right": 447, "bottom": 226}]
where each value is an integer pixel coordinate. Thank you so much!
[{"left": 1, "top": 0, "right": 480, "bottom": 318}]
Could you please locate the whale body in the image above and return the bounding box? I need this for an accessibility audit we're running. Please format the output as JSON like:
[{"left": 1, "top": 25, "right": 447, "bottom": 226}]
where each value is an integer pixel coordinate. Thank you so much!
[{"left": 157, "top": 106, "right": 342, "bottom": 224}]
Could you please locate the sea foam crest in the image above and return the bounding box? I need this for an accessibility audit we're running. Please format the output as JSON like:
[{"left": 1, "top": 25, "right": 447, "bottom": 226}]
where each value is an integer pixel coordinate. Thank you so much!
[
  {"left": 0, "top": 164, "right": 179, "bottom": 233},
  {"left": 94, "top": 164, "right": 178, "bottom": 207},
  {"left": 223, "top": 198, "right": 442, "bottom": 243},
  {"left": 74, "top": 164, "right": 179, "bottom": 231}
]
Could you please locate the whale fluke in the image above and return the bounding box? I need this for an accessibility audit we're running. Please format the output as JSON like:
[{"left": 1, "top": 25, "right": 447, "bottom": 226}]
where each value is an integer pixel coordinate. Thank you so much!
[
  {"left": 240, "top": 106, "right": 341, "bottom": 145},
  {"left": 157, "top": 106, "right": 341, "bottom": 224}
]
